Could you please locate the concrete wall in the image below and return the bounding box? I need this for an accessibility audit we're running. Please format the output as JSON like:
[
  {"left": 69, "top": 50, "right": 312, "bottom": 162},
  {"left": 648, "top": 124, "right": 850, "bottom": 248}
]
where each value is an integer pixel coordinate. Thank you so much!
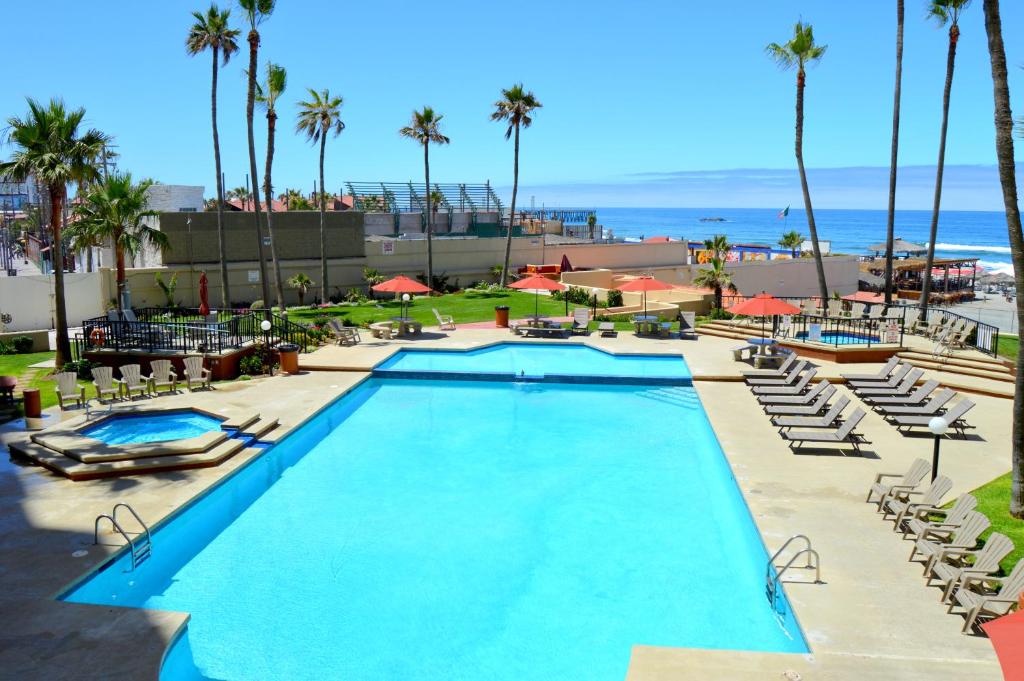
[
  {"left": 0, "top": 329, "right": 50, "bottom": 352},
  {"left": 364, "top": 211, "right": 501, "bottom": 236},
  {"left": 685, "top": 255, "right": 860, "bottom": 298},
  {"left": 0, "top": 272, "right": 107, "bottom": 331}
]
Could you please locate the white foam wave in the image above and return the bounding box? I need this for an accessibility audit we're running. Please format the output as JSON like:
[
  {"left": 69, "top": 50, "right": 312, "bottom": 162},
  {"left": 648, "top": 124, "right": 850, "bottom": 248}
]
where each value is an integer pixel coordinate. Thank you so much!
[
  {"left": 976, "top": 260, "right": 1015, "bottom": 275},
  {"left": 934, "top": 242, "right": 1012, "bottom": 254}
]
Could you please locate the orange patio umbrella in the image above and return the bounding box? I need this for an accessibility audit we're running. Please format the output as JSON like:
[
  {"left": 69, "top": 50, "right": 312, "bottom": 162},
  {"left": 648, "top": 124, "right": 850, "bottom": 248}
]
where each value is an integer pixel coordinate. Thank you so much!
[
  {"left": 727, "top": 292, "right": 801, "bottom": 337},
  {"left": 617, "top": 276, "right": 674, "bottom": 317},
  {"left": 371, "top": 275, "right": 433, "bottom": 317},
  {"left": 842, "top": 290, "right": 884, "bottom": 304},
  {"left": 983, "top": 608, "right": 1024, "bottom": 681},
  {"left": 509, "top": 274, "right": 567, "bottom": 318}
]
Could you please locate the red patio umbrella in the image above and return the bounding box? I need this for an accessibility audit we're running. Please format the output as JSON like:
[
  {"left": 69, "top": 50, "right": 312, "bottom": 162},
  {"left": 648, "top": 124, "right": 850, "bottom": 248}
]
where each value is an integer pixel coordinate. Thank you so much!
[
  {"left": 727, "top": 292, "right": 800, "bottom": 337},
  {"left": 371, "top": 275, "right": 433, "bottom": 318},
  {"left": 509, "top": 274, "right": 567, "bottom": 318},
  {"left": 983, "top": 608, "right": 1024, "bottom": 681},
  {"left": 198, "top": 272, "right": 210, "bottom": 316},
  {"left": 617, "top": 276, "right": 674, "bottom": 317}
]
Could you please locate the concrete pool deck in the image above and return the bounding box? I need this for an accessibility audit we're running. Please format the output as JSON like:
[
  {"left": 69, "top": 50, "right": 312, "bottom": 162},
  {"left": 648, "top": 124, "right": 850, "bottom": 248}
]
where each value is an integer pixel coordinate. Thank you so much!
[{"left": 0, "top": 327, "right": 1014, "bottom": 679}]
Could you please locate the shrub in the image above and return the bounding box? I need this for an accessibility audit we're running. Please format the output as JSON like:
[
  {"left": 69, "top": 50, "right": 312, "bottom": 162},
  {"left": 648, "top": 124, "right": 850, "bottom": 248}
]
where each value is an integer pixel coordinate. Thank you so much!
[
  {"left": 606, "top": 290, "right": 624, "bottom": 307},
  {"left": 238, "top": 354, "right": 264, "bottom": 376},
  {"left": 61, "top": 359, "right": 97, "bottom": 380},
  {"left": 344, "top": 288, "right": 366, "bottom": 304},
  {"left": 707, "top": 307, "right": 734, "bottom": 320},
  {"left": 552, "top": 286, "right": 592, "bottom": 305},
  {"left": 0, "top": 340, "right": 13, "bottom": 355},
  {"left": 11, "top": 336, "right": 34, "bottom": 353}
]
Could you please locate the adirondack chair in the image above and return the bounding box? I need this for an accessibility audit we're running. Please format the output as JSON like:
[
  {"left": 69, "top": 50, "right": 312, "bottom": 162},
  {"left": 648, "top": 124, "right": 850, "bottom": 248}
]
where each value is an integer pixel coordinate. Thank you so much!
[
  {"left": 119, "top": 364, "right": 151, "bottom": 399},
  {"left": 929, "top": 532, "right": 1015, "bottom": 603},
  {"left": 147, "top": 359, "right": 178, "bottom": 394},
  {"left": 54, "top": 372, "right": 85, "bottom": 409},
  {"left": 183, "top": 356, "right": 213, "bottom": 391},
  {"left": 951, "top": 558, "right": 1024, "bottom": 632},
  {"left": 865, "top": 458, "right": 930, "bottom": 508},
  {"left": 433, "top": 308, "right": 456, "bottom": 331},
  {"left": 910, "top": 511, "right": 990, "bottom": 571},
  {"left": 91, "top": 366, "right": 120, "bottom": 402}
]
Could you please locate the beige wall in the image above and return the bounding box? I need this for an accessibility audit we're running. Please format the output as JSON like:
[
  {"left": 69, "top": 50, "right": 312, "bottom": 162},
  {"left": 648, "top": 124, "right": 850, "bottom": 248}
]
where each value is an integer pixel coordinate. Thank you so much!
[
  {"left": 0, "top": 329, "right": 50, "bottom": 352},
  {"left": 685, "top": 255, "right": 860, "bottom": 298},
  {"left": 0, "top": 272, "right": 107, "bottom": 331}
]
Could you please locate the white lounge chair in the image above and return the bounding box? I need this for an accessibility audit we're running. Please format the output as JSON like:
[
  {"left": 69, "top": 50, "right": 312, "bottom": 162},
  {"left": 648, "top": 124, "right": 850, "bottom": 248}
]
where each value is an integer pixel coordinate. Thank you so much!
[
  {"left": 119, "top": 364, "right": 150, "bottom": 399},
  {"left": 877, "top": 388, "right": 956, "bottom": 416},
  {"left": 433, "top": 308, "right": 456, "bottom": 331},
  {"left": 780, "top": 408, "right": 870, "bottom": 453},
  {"left": 183, "top": 356, "right": 212, "bottom": 391},
  {"left": 746, "top": 360, "right": 808, "bottom": 386},
  {"left": 771, "top": 395, "right": 850, "bottom": 432},
  {"left": 841, "top": 357, "right": 900, "bottom": 383},
  {"left": 890, "top": 399, "right": 976, "bottom": 437},
  {"left": 759, "top": 380, "right": 833, "bottom": 406},
  {"left": 865, "top": 380, "right": 940, "bottom": 407},
  {"left": 570, "top": 308, "right": 589, "bottom": 336},
  {"left": 854, "top": 369, "right": 924, "bottom": 397},
  {"left": 54, "top": 372, "right": 85, "bottom": 409},
  {"left": 147, "top": 359, "right": 178, "bottom": 394},
  {"left": 750, "top": 368, "right": 816, "bottom": 395},
  {"left": 847, "top": 362, "right": 912, "bottom": 389},
  {"left": 951, "top": 558, "right": 1024, "bottom": 633},
  {"left": 763, "top": 386, "right": 837, "bottom": 416},
  {"left": 91, "top": 366, "right": 120, "bottom": 402}
]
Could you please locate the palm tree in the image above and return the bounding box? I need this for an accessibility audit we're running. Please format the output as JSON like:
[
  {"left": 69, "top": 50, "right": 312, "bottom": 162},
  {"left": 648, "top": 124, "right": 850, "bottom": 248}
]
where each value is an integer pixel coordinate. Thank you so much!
[
  {"left": 239, "top": 0, "right": 274, "bottom": 314},
  {"left": 767, "top": 22, "right": 830, "bottom": 310},
  {"left": 779, "top": 230, "right": 804, "bottom": 258},
  {"left": 884, "top": 0, "right": 906, "bottom": 305},
  {"left": 920, "top": 0, "right": 971, "bottom": 318},
  {"left": 491, "top": 84, "right": 542, "bottom": 287},
  {"left": 69, "top": 173, "right": 168, "bottom": 311},
  {"left": 186, "top": 3, "right": 239, "bottom": 308},
  {"left": 287, "top": 272, "right": 313, "bottom": 306},
  {"left": 296, "top": 88, "right": 344, "bottom": 304},
  {"left": 255, "top": 61, "right": 287, "bottom": 313},
  {"left": 228, "top": 185, "right": 251, "bottom": 208},
  {"left": 0, "top": 98, "right": 109, "bottom": 367},
  {"left": 399, "top": 107, "right": 449, "bottom": 290},
  {"left": 704, "top": 234, "right": 731, "bottom": 260},
  {"left": 693, "top": 256, "right": 736, "bottom": 311},
  {"left": 982, "top": 0, "right": 1024, "bottom": 517}
]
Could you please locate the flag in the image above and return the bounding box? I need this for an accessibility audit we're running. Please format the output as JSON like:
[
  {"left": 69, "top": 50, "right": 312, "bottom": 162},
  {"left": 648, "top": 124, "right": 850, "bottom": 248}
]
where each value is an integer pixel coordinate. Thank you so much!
[{"left": 777, "top": 205, "right": 790, "bottom": 219}]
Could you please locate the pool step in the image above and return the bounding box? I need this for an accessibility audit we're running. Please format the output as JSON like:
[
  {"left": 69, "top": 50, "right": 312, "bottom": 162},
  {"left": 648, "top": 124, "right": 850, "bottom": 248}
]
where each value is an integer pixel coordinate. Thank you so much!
[
  {"left": 896, "top": 350, "right": 1013, "bottom": 375},
  {"left": 238, "top": 417, "right": 279, "bottom": 440},
  {"left": 896, "top": 352, "right": 1015, "bottom": 384}
]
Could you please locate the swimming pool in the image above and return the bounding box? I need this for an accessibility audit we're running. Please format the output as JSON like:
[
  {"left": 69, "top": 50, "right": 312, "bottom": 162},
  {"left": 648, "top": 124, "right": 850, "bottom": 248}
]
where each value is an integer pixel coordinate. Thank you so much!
[
  {"left": 63, "top": 361, "right": 804, "bottom": 680},
  {"left": 81, "top": 411, "right": 224, "bottom": 445},
  {"left": 795, "top": 331, "right": 881, "bottom": 345}
]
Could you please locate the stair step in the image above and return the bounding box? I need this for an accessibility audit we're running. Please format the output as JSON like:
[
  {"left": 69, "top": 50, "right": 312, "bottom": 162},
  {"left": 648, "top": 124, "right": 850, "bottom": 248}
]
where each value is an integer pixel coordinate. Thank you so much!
[
  {"left": 897, "top": 351, "right": 1012, "bottom": 374},
  {"left": 239, "top": 417, "right": 279, "bottom": 440},
  {"left": 900, "top": 357, "right": 1014, "bottom": 384},
  {"left": 221, "top": 412, "right": 260, "bottom": 431}
]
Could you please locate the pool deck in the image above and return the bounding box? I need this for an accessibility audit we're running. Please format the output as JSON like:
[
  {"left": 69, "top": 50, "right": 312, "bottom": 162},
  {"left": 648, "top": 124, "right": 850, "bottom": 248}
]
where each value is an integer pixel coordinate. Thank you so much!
[{"left": 0, "top": 326, "right": 1013, "bottom": 680}]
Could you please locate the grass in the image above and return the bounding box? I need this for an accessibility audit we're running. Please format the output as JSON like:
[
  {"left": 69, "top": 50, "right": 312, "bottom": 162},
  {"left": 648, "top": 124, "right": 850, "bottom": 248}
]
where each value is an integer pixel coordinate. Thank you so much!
[
  {"left": 0, "top": 351, "right": 65, "bottom": 413},
  {"left": 997, "top": 334, "right": 1019, "bottom": 362},
  {"left": 968, "top": 472, "right": 1024, "bottom": 574}
]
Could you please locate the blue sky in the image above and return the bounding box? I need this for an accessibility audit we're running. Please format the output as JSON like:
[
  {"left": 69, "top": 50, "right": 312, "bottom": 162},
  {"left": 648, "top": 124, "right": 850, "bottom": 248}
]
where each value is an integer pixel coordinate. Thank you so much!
[{"left": 2, "top": 1, "right": 1023, "bottom": 210}]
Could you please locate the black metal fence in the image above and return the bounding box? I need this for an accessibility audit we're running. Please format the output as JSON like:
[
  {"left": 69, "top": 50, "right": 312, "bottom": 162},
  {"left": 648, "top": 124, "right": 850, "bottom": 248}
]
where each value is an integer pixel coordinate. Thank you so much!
[
  {"left": 781, "top": 313, "right": 906, "bottom": 349},
  {"left": 890, "top": 303, "right": 1001, "bottom": 356}
]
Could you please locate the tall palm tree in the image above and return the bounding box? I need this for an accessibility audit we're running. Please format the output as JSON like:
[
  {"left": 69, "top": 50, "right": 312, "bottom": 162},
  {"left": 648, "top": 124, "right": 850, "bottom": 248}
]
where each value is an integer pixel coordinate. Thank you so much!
[
  {"left": 228, "top": 185, "right": 251, "bottom": 208},
  {"left": 296, "top": 88, "right": 344, "bottom": 304},
  {"left": 0, "top": 98, "right": 108, "bottom": 367},
  {"left": 186, "top": 3, "right": 239, "bottom": 308},
  {"left": 884, "top": 0, "right": 905, "bottom": 305},
  {"left": 68, "top": 173, "right": 168, "bottom": 311},
  {"left": 491, "top": 84, "right": 542, "bottom": 287},
  {"left": 767, "top": 22, "right": 830, "bottom": 310},
  {"left": 255, "top": 62, "right": 287, "bottom": 313},
  {"left": 920, "top": 0, "right": 972, "bottom": 318},
  {"left": 239, "top": 0, "right": 273, "bottom": 312},
  {"left": 399, "top": 107, "right": 449, "bottom": 290},
  {"left": 982, "top": 0, "right": 1024, "bottom": 518}
]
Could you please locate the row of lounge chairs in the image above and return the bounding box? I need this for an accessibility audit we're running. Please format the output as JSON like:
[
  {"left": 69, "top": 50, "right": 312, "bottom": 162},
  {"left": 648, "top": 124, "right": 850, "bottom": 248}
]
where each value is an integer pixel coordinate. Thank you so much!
[
  {"left": 54, "top": 357, "right": 212, "bottom": 408},
  {"left": 841, "top": 358, "right": 975, "bottom": 437},
  {"left": 867, "top": 459, "right": 1024, "bottom": 633}
]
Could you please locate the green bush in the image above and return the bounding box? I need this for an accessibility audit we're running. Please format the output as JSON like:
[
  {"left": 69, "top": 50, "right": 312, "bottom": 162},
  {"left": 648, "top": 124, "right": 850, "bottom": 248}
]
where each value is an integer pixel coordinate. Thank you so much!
[
  {"left": 0, "top": 340, "right": 13, "bottom": 355},
  {"left": 707, "top": 307, "right": 734, "bottom": 320},
  {"left": 62, "top": 359, "right": 97, "bottom": 380},
  {"left": 11, "top": 336, "right": 34, "bottom": 353},
  {"left": 551, "top": 286, "right": 592, "bottom": 305},
  {"left": 606, "top": 290, "right": 624, "bottom": 307},
  {"left": 238, "top": 354, "right": 264, "bottom": 376}
]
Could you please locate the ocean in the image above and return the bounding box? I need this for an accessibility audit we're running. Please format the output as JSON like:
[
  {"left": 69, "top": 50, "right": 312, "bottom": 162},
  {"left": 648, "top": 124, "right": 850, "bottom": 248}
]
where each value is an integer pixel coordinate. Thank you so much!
[{"left": 592, "top": 207, "right": 1014, "bottom": 275}]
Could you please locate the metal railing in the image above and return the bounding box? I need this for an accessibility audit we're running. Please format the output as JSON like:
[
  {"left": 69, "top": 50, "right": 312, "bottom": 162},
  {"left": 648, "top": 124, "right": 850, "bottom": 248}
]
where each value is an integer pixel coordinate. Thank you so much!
[
  {"left": 782, "top": 313, "right": 906, "bottom": 349},
  {"left": 766, "top": 534, "right": 821, "bottom": 615},
  {"left": 892, "top": 303, "right": 1001, "bottom": 356},
  {"left": 94, "top": 502, "right": 152, "bottom": 570}
]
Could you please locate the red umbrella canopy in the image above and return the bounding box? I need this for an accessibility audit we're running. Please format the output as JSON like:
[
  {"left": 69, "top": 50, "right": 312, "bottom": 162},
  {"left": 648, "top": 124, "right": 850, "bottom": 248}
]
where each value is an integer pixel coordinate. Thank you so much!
[
  {"left": 727, "top": 292, "right": 800, "bottom": 316},
  {"left": 616, "top": 276, "right": 674, "bottom": 293},
  {"left": 371, "top": 275, "right": 433, "bottom": 294},
  {"left": 198, "top": 272, "right": 210, "bottom": 316},
  {"left": 509, "top": 274, "right": 567, "bottom": 291},
  {"left": 983, "top": 608, "right": 1024, "bottom": 681},
  {"left": 842, "top": 291, "right": 885, "bottom": 304}
]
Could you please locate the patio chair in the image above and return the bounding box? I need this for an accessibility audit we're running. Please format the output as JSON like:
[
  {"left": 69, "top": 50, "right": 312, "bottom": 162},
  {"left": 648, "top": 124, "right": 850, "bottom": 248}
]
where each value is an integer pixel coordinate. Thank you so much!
[
  {"left": 771, "top": 395, "right": 850, "bottom": 431},
  {"left": 840, "top": 357, "right": 900, "bottom": 383},
  {"left": 951, "top": 558, "right": 1024, "bottom": 633},
  {"left": 54, "top": 372, "right": 85, "bottom": 409},
  {"left": 780, "top": 407, "right": 870, "bottom": 453},
  {"left": 826, "top": 300, "right": 844, "bottom": 318},
  {"left": 900, "top": 493, "right": 977, "bottom": 540},
  {"left": 91, "top": 366, "right": 120, "bottom": 402},
  {"left": 800, "top": 299, "right": 819, "bottom": 316},
  {"left": 742, "top": 352, "right": 797, "bottom": 378},
  {"left": 598, "top": 322, "right": 617, "bottom": 337},
  {"left": 882, "top": 475, "right": 953, "bottom": 525},
  {"left": 433, "top": 308, "right": 456, "bottom": 331},
  {"left": 877, "top": 388, "right": 956, "bottom": 416},
  {"left": 865, "top": 380, "right": 939, "bottom": 407},
  {"left": 912, "top": 314, "right": 943, "bottom": 338},
  {"left": 570, "top": 308, "right": 590, "bottom": 336},
  {"left": 328, "top": 319, "right": 360, "bottom": 346},
  {"left": 853, "top": 369, "right": 924, "bottom": 397},
  {"left": 119, "top": 364, "right": 150, "bottom": 399},
  {"left": 758, "top": 380, "right": 833, "bottom": 406},
  {"left": 183, "top": 356, "right": 212, "bottom": 391},
  {"left": 929, "top": 532, "right": 1014, "bottom": 603},
  {"left": 678, "top": 311, "right": 697, "bottom": 340},
  {"left": 746, "top": 360, "right": 808, "bottom": 386},
  {"left": 763, "top": 386, "right": 838, "bottom": 416},
  {"left": 147, "top": 359, "right": 178, "bottom": 394},
  {"left": 889, "top": 399, "right": 976, "bottom": 437},
  {"left": 910, "top": 510, "right": 990, "bottom": 569},
  {"left": 865, "top": 457, "right": 931, "bottom": 507},
  {"left": 846, "top": 362, "right": 912, "bottom": 389},
  {"left": 850, "top": 302, "right": 867, "bottom": 319},
  {"left": 776, "top": 315, "right": 793, "bottom": 339},
  {"left": 750, "top": 368, "right": 816, "bottom": 396}
]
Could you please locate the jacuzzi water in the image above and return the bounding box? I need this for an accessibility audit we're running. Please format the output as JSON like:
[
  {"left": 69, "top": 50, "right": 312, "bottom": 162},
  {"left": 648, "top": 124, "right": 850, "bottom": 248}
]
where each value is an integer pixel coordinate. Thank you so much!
[
  {"left": 81, "top": 411, "right": 223, "bottom": 445},
  {"left": 796, "top": 331, "right": 881, "bottom": 345}
]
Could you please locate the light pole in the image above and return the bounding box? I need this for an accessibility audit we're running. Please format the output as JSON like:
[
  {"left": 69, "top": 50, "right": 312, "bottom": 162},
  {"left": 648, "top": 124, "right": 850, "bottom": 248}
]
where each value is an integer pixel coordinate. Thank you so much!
[
  {"left": 928, "top": 416, "right": 949, "bottom": 481},
  {"left": 401, "top": 293, "right": 410, "bottom": 319},
  {"left": 260, "top": 319, "right": 272, "bottom": 373}
]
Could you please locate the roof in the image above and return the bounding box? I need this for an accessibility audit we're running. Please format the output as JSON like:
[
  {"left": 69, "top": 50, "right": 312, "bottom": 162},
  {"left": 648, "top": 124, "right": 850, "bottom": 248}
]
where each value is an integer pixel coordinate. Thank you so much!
[
  {"left": 862, "top": 257, "right": 979, "bottom": 273},
  {"left": 868, "top": 239, "right": 927, "bottom": 253},
  {"left": 643, "top": 236, "right": 672, "bottom": 243}
]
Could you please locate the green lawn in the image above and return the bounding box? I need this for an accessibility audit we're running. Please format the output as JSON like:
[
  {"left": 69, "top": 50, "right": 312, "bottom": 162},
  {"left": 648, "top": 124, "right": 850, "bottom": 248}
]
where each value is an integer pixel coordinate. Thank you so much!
[
  {"left": 967, "top": 472, "right": 1024, "bottom": 574},
  {"left": 0, "top": 351, "right": 71, "bottom": 413},
  {"left": 997, "top": 334, "right": 1019, "bottom": 362}
]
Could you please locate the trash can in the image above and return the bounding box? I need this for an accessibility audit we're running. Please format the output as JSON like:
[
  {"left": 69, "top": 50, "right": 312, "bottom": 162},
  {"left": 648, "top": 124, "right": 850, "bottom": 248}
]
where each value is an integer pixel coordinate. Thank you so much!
[
  {"left": 277, "top": 343, "right": 300, "bottom": 375},
  {"left": 495, "top": 305, "right": 510, "bottom": 328},
  {"left": 23, "top": 388, "right": 43, "bottom": 430}
]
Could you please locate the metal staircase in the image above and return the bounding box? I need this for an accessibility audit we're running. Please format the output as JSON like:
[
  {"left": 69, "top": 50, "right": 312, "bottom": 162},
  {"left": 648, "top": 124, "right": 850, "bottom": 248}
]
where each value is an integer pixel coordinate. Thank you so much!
[
  {"left": 94, "top": 503, "right": 152, "bottom": 570},
  {"left": 765, "top": 534, "right": 821, "bottom": 615}
]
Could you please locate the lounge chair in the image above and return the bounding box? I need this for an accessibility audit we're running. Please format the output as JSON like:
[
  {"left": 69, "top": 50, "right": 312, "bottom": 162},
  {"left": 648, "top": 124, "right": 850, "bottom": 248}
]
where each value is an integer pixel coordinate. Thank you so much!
[
  {"left": 119, "top": 364, "right": 150, "bottom": 399},
  {"left": 889, "top": 399, "right": 976, "bottom": 437},
  {"left": 900, "top": 493, "right": 978, "bottom": 541},
  {"left": 570, "top": 308, "right": 590, "bottom": 336},
  {"left": 328, "top": 319, "right": 360, "bottom": 346},
  {"left": 522, "top": 324, "right": 568, "bottom": 339},
  {"left": 840, "top": 357, "right": 900, "bottom": 383},
  {"left": 865, "top": 457, "right": 931, "bottom": 508},
  {"left": 146, "top": 360, "right": 178, "bottom": 394},
  {"left": 742, "top": 352, "right": 797, "bottom": 378},
  {"left": 951, "top": 558, "right": 1024, "bottom": 633},
  {"left": 929, "top": 532, "right": 1014, "bottom": 603},
  {"left": 864, "top": 380, "right": 939, "bottom": 406},
  {"left": 912, "top": 313, "right": 942, "bottom": 338},
  {"left": 846, "top": 362, "right": 912, "bottom": 389},
  {"left": 758, "top": 380, "right": 832, "bottom": 406},
  {"left": 826, "top": 300, "right": 844, "bottom": 318},
  {"left": 183, "top": 356, "right": 212, "bottom": 391},
  {"left": 882, "top": 475, "right": 953, "bottom": 525},
  {"left": 849, "top": 302, "right": 867, "bottom": 319},
  {"left": 853, "top": 369, "right": 924, "bottom": 397},
  {"left": 750, "top": 368, "right": 816, "bottom": 396},
  {"left": 432, "top": 308, "right": 456, "bottom": 331},
  {"left": 763, "top": 386, "right": 838, "bottom": 416},
  {"left": 771, "top": 395, "right": 850, "bottom": 431},
  {"left": 598, "top": 322, "right": 617, "bottom": 337},
  {"left": 678, "top": 311, "right": 697, "bottom": 340},
  {"left": 91, "top": 366, "right": 120, "bottom": 402},
  {"left": 780, "top": 407, "right": 870, "bottom": 453},
  {"left": 910, "top": 510, "right": 990, "bottom": 570},
  {"left": 54, "top": 372, "right": 85, "bottom": 409},
  {"left": 746, "top": 360, "right": 808, "bottom": 386},
  {"left": 876, "top": 388, "right": 955, "bottom": 416}
]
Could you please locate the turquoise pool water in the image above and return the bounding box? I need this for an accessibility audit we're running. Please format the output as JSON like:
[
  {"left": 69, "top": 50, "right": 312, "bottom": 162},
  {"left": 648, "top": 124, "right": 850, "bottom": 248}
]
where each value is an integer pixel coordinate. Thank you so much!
[
  {"left": 81, "top": 411, "right": 223, "bottom": 445},
  {"left": 796, "top": 331, "right": 881, "bottom": 345},
  {"left": 64, "top": 373, "right": 804, "bottom": 680},
  {"left": 377, "top": 342, "right": 691, "bottom": 379}
]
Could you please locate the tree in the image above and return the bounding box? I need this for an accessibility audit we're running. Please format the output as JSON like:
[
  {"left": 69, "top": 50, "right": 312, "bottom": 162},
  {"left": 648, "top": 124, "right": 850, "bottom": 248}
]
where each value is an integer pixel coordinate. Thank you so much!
[
  {"left": 287, "top": 272, "right": 313, "bottom": 306},
  {"left": 767, "top": 22, "right": 830, "bottom": 310},
  {"left": 279, "top": 189, "right": 311, "bottom": 210},
  {"left": 186, "top": 3, "right": 239, "bottom": 308},
  {"left": 68, "top": 173, "right": 168, "bottom": 311},
  {"left": 982, "top": 0, "right": 1024, "bottom": 517},
  {"left": 693, "top": 257, "right": 736, "bottom": 311},
  {"left": 920, "top": 0, "right": 972, "bottom": 318},
  {"left": 399, "top": 107, "right": 449, "bottom": 291},
  {"left": 296, "top": 88, "right": 344, "bottom": 304},
  {"left": 491, "top": 84, "right": 542, "bottom": 287},
  {"left": 228, "top": 185, "right": 251, "bottom": 208},
  {"left": 239, "top": 0, "right": 274, "bottom": 317},
  {"left": 884, "top": 0, "right": 905, "bottom": 305},
  {"left": 779, "top": 230, "right": 804, "bottom": 258},
  {"left": 0, "top": 98, "right": 109, "bottom": 367},
  {"left": 255, "top": 61, "right": 287, "bottom": 313}
]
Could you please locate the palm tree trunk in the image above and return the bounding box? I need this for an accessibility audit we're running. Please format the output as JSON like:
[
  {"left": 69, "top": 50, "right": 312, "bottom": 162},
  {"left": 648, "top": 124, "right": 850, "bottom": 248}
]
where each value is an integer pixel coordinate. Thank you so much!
[
  {"left": 49, "top": 186, "right": 71, "bottom": 368},
  {"left": 211, "top": 45, "right": 231, "bottom": 309},
  {"left": 424, "top": 142, "right": 433, "bottom": 290},
  {"left": 500, "top": 122, "right": 520, "bottom": 287},
  {"left": 885, "top": 0, "right": 904, "bottom": 305},
  {"left": 86, "top": 242, "right": 93, "bottom": 273},
  {"left": 982, "top": 0, "right": 1024, "bottom": 518},
  {"left": 794, "top": 69, "right": 830, "bottom": 309},
  {"left": 318, "top": 133, "right": 328, "bottom": 304},
  {"left": 115, "top": 229, "right": 126, "bottom": 311},
  {"left": 921, "top": 24, "right": 960, "bottom": 318},
  {"left": 263, "top": 111, "right": 286, "bottom": 313},
  {"left": 246, "top": 30, "right": 271, "bottom": 315}
]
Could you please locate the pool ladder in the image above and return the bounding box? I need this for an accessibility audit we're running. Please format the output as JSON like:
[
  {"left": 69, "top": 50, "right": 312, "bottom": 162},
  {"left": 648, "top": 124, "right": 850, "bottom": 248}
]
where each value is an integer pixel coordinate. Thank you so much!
[
  {"left": 94, "top": 503, "right": 152, "bottom": 570},
  {"left": 765, "top": 535, "right": 821, "bottom": 615}
]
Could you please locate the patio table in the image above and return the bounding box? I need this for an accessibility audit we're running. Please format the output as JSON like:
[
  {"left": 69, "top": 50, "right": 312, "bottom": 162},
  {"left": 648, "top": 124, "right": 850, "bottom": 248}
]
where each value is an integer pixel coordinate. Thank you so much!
[{"left": 747, "top": 337, "right": 778, "bottom": 355}]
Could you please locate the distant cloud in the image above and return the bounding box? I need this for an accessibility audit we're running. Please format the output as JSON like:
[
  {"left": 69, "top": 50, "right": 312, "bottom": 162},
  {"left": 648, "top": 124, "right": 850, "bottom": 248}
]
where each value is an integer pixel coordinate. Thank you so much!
[{"left": 503, "top": 165, "right": 1022, "bottom": 210}]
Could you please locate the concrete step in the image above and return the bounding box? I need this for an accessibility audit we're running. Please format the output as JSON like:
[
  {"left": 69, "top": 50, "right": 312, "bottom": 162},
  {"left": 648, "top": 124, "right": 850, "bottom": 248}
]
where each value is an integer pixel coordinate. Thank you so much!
[
  {"left": 899, "top": 356, "right": 1015, "bottom": 384},
  {"left": 897, "top": 351, "right": 1012, "bottom": 375},
  {"left": 221, "top": 412, "right": 260, "bottom": 431},
  {"left": 239, "top": 417, "right": 279, "bottom": 440}
]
